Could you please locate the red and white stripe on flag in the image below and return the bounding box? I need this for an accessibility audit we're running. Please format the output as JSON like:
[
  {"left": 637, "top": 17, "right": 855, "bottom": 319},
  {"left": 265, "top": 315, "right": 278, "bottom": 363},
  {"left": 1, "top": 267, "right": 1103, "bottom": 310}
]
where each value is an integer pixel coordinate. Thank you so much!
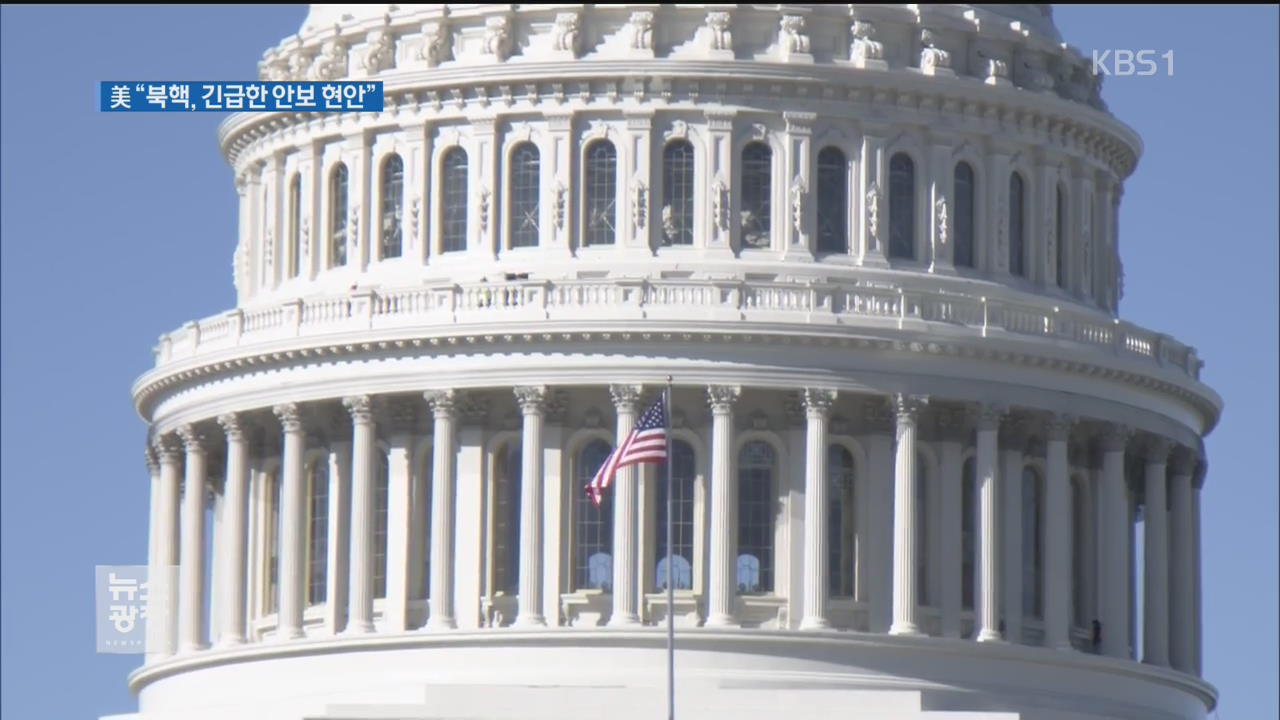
[{"left": 586, "top": 395, "right": 668, "bottom": 506}]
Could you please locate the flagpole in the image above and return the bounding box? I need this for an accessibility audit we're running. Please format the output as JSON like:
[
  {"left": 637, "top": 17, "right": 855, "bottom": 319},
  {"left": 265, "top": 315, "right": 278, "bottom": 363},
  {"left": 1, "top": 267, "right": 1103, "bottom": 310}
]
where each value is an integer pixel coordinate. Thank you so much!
[{"left": 664, "top": 375, "right": 675, "bottom": 720}]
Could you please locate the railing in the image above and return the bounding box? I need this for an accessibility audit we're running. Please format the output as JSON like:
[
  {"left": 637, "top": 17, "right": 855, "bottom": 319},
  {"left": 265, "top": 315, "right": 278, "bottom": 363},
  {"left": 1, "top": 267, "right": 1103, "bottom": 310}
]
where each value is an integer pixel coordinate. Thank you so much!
[{"left": 152, "top": 278, "right": 1203, "bottom": 381}]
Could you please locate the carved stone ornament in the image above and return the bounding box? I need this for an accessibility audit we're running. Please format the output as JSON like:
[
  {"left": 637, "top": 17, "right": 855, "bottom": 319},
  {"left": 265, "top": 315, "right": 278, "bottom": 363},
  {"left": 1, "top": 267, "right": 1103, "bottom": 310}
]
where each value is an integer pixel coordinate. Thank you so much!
[
  {"left": 232, "top": 241, "right": 249, "bottom": 295},
  {"left": 779, "top": 15, "right": 810, "bottom": 56},
  {"left": 919, "top": 29, "right": 951, "bottom": 72},
  {"left": 790, "top": 176, "right": 807, "bottom": 238},
  {"left": 663, "top": 120, "right": 688, "bottom": 142},
  {"left": 362, "top": 21, "right": 396, "bottom": 74},
  {"left": 712, "top": 178, "right": 730, "bottom": 233},
  {"left": 263, "top": 227, "right": 274, "bottom": 267},
  {"left": 554, "top": 182, "right": 567, "bottom": 231},
  {"left": 628, "top": 11, "right": 654, "bottom": 51},
  {"left": 482, "top": 16, "right": 512, "bottom": 61},
  {"left": 583, "top": 407, "right": 602, "bottom": 428},
  {"left": 552, "top": 12, "right": 581, "bottom": 56},
  {"left": 288, "top": 51, "right": 312, "bottom": 82},
  {"left": 478, "top": 187, "right": 491, "bottom": 234},
  {"left": 935, "top": 197, "right": 949, "bottom": 247},
  {"left": 309, "top": 34, "right": 349, "bottom": 80},
  {"left": 995, "top": 196, "right": 1008, "bottom": 271},
  {"left": 865, "top": 182, "right": 881, "bottom": 250},
  {"left": 705, "top": 11, "right": 732, "bottom": 52},
  {"left": 661, "top": 205, "right": 678, "bottom": 243},
  {"left": 301, "top": 219, "right": 310, "bottom": 258},
  {"left": 633, "top": 182, "right": 648, "bottom": 232},
  {"left": 850, "top": 20, "right": 883, "bottom": 63},
  {"left": 260, "top": 53, "right": 292, "bottom": 81},
  {"left": 418, "top": 20, "right": 450, "bottom": 66},
  {"left": 410, "top": 197, "right": 421, "bottom": 241},
  {"left": 349, "top": 205, "right": 360, "bottom": 247}
]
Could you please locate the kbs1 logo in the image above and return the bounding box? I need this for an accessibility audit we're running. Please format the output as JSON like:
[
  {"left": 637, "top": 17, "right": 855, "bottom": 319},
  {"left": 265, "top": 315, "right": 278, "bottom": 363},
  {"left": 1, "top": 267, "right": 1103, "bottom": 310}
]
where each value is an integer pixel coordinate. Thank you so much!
[{"left": 1091, "top": 50, "right": 1175, "bottom": 77}]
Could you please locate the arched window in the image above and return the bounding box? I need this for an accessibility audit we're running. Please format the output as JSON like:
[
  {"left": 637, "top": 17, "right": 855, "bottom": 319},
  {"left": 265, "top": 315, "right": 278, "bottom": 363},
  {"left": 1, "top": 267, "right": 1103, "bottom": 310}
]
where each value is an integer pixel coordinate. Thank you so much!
[
  {"left": 574, "top": 440, "right": 614, "bottom": 590},
  {"left": 1071, "top": 475, "right": 1087, "bottom": 628},
  {"left": 740, "top": 142, "right": 772, "bottom": 249},
  {"left": 889, "top": 153, "right": 916, "bottom": 260},
  {"left": 915, "top": 451, "right": 931, "bottom": 606},
  {"left": 828, "top": 444, "right": 856, "bottom": 597},
  {"left": 584, "top": 141, "right": 618, "bottom": 246},
  {"left": 737, "top": 440, "right": 775, "bottom": 593},
  {"left": 656, "top": 439, "right": 696, "bottom": 590},
  {"left": 1056, "top": 186, "right": 1068, "bottom": 289},
  {"left": 661, "top": 140, "right": 695, "bottom": 246},
  {"left": 288, "top": 173, "right": 302, "bottom": 278},
  {"left": 1022, "top": 466, "right": 1044, "bottom": 619},
  {"left": 509, "top": 143, "right": 541, "bottom": 248},
  {"left": 1009, "top": 172, "right": 1026, "bottom": 277},
  {"left": 962, "top": 457, "right": 977, "bottom": 612},
  {"left": 493, "top": 442, "right": 522, "bottom": 595},
  {"left": 440, "top": 147, "right": 469, "bottom": 253},
  {"left": 374, "top": 452, "right": 390, "bottom": 599},
  {"left": 328, "top": 163, "right": 348, "bottom": 268},
  {"left": 379, "top": 154, "right": 404, "bottom": 259},
  {"left": 954, "top": 162, "right": 976, "bottom": 268},
  {"left": 816, "top": 147, "right": 848, "bottom": 254},
  {"left": 307, "top": 460, "right": 329, "bottom": 605}
]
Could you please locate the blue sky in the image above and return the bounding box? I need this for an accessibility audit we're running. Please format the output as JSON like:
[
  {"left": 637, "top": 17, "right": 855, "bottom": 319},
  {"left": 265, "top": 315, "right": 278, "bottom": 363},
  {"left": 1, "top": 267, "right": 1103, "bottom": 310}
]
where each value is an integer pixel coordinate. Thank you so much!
[{"left": 1, "top": 5, "right": 1275, "bottom": 719}]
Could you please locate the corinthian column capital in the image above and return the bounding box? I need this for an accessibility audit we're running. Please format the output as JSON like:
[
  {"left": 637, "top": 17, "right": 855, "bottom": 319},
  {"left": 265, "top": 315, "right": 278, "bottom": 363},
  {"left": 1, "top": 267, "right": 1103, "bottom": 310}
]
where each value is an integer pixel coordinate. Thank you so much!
[
  {"left": 1045, "top": 413, "right": 1075, "bottom": 442},
  {"left": 216, "top": 412, "right": 245, "bottom": 441},
  {"left": 273, "top": 403, "right": 305, "bottom": 433},
  {"left": 609, "top": 383, "right": 644, "bottom": 413},
  {"left": 176, "top": 424, "right": 212, "bottom": 453},
  {"left": 706, "top": 385, "right": 741, "bottom": 413},
  {"left": 891, "top": 393, "right": 928, "bottom": 424},
  {"left": 343, "top": 395, "right": 375, "bottom": 424},
  {"left": 423, "top": 389, "right": 458, "bottom": 419},
  {"left": 802, "top": 388, "right": 837, "bottom": 419},
  {"left": 513, "top": 385, "right": 548, "bottom": 414}
]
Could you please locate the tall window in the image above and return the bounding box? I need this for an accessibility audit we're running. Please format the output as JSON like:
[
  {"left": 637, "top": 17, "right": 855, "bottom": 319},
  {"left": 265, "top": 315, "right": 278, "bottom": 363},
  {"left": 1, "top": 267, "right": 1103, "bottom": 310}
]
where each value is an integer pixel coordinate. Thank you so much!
[
  {"left": 656, "top": 439, "right": 696, "bottom": 590},
  {"left": 661, "top": 140, "right": 695, "bottom": 246},
  {"left": 828, "top": 445, "right": 856, "bottom": 597},
  {"left": 954, "top": 162, "right": 976, "bottom": 268},
  {"left": 379, "top": 154, "right": 404, "bottom": 259},
  {"left": 441, "top": 147, "right": 468, "bottom": 253},
  {"left": 1009, "top": 172, "right": 1026, "bottom": 277},
  {"left": 1056, "top": 186, "right": 1068, "bottom": 289},
  {"left": 584, "top": 141, "right": 618, "bottom": 246},
  {"left": 288, "top": 173, "right": 302, "bottom": 278},
  {"left": 740, "top": 142, "right": 772, "bottom": 249},
  {"left": 509, "top": 143, "right": 541, "bottom": 248},
  {"left": 1071, "top": 475, "right": 1087, "bottom": 628},
  {"left": 574, "top": 440, "right": 614, "bottom": 590},
  {"left": 915, "top": 452, "right": 931, "bottom": 606},
  {"left": 737, "top": 440, "right": 775, "bottom": 593},
  {"left": 1022, "top": 466, "right": 1044, "bottom": 619},
  {"left": 374, "top": 452, "right": 390, "bottom": 599},
  {"left": 889, "top": 153, "right": 915, "bottom": 260},
  {"left": 329, "top": 163, "right": 348, "bottom": 268},
  {"left": 266, "top": 472, "right": 280, "bottom": 614},
  {"left": 307, "top": 460, "right": 329, "bottom": 605},
  {"left": 816, "top": 147, "right": 848, "bottom": 254},
  {"left": 961, "top": 457, "right": 977, "bottom": 612},
  {"left": 493, "top": 442, "right": 522, "bottom": 595}
]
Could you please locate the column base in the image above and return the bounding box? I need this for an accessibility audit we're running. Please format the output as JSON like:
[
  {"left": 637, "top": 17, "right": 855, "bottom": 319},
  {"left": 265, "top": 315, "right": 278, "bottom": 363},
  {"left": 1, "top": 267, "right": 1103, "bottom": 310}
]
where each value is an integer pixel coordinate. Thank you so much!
[
  {"left": 975, "top": 628, "right": 1005, "bottom": 643},
  {"left": 703, "top": 613, "right": 740, "bottom": 629},
  {"left": 607, "top": 613, "right": 642, "bottom": 628},
  {"left": 513, "top": 613, "right": 547, "bottom": 628},
  {"left": 340, "top": 620, "right": 376, "bottom": 636},
  {"left": 888, "top": 621, "right": 923, "bottom": 637},
  {"left": 425, "top": 616, "right": 457, "bottom": 631},
  {"left": 798, "top": 616, "right": 831, "bottom": 631},
  {"left": 215, "top": 636, "right": 247, "bottom": 649}
]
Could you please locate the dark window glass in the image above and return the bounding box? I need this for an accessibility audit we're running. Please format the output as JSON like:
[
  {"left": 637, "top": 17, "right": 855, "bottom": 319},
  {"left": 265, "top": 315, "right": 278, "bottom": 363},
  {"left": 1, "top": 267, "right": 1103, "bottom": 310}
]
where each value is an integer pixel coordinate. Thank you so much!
[
  {"left": 308, "top": 461, "right": 329, "bottom": 605},
  {"left": 374, "top": 453, "right": 389, "bottom": 599},
  {"left": 954, "top": 162, "right": 976, "bottom": 268},
  {"left": 494, "top": 442, "right": 522, "bottom": 595},
  {"left": 816, "top": 147, "right": 848, "bottom": 254},
  {"left": 656, "top": 439, "right": 696, "bottom": 590},
  {"left": 962, "top": 457, "right": 977, "bottom": 611},
  {"left": 288, "top": 174, "right": 302, "bottom": 277},
  {"left": 441, "top": 148, "right": 468, "bottom": 253},
  {"left": 329, "top": 164, "right": 348, "bottom": 268},
  {"left": 509, "top": 143, "right": 541, "bottom": 248},
  {"left": 380, "top": 154, "right": 404, "bottom": 259},
  {"left": 737, "top": 440, "right": 775, "bottom": 593},
  {"left": 584, "top": 141, "right": 617, "bottom": 246},
  {"left": 889, "top": 153, "right": 915, "bottom": 260},
  {"left": 1009, "top": 172, "right": 1026, "bottom": 276},
  {"left": 574, "top": 440, "right": 614, "bottom": 590},
  {"left": 661, "top": 140, "right": 695, "bottom": 246},
  {"left": 740, "top": 142, "right": 772, "bottom": 249},
  {"left": 828, "top": 445, "right": 856, "bottom": 596},
  {"left": 1022, "top": 467, "right": 1044, "bottom": 618},
  {"left": 1057, "top": 187, "right": 1067, "bottom": 288},
  {"left": 915, "top": 452, "right": 930, "bottom": 605}
]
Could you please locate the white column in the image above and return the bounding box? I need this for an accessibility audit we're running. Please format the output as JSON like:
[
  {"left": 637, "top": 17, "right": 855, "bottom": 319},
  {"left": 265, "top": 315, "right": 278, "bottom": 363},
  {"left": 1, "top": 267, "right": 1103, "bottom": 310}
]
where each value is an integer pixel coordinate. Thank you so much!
[
  {"left": 609, "top": 384, "right": 644, "bottom": 627},
  {"left": 705, "top": 385, "right": 741, "bottom": 627},
  {"left": 383, "top": 410, "right": 416, "bottom": 632},
  {"left": 1000, "top": 422, "right": 1025, "bottom": 644},
  {"left": 1044, "top": 414, "right": 1074, "bottom": 650},
  {"left": 1142, "top": 437, "right": 1173, "bottom": 666},
  {"left": 1168, "top": 452, "right": 1195, "bottom": 673},
  {"left": 272, "top": 404, "right": 307, "bottom": 640},
  {"left": 176, "top": 425, "right": 209, "bottom": 652},
  {"left": 143, "top": 447, "right": 162, "bottom": 663},
  {"left": 343, "top": 395, "right": 377, "bottom": 634},
  {"left": 890, "top": 393, "right": 927, "bottom": 636},
  {"left": 800, "top": 389, "right": 836, "bottom": 629},
  {"left": 1099, "top": 425, "right": 1131, "bottom": 658},
  {"left": 974, "top": 405, "right": 1004, "bottom": 642},
  {"left": 425, "top": 390, "right": 458, "bottom": 630},
  {"left": 150, "top": 437, "right": 182, "bottom": 657},
  {"left": 324, "top": 435, "right": 351, "bottom": 635},
  {"left": 215, "top": 413, "right": 250, "bottom": 646},
  {"left": 513, "top": 386, "right": 547, "bottom": 627},
  {"left": 938, "top": 433, "right": 963, "bottom": 639}
]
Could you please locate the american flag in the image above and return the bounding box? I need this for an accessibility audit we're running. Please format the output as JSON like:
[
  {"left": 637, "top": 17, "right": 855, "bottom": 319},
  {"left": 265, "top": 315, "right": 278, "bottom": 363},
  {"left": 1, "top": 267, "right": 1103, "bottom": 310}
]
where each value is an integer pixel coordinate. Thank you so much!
[{"left": 586, "top": 394, "right": 668, "bottom": 507}]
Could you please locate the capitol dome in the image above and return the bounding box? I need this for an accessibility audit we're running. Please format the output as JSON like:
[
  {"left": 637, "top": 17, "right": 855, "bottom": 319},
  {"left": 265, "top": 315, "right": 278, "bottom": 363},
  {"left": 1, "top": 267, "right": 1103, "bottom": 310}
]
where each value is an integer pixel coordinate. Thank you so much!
[{"left": 125, "top": 4, "right": 1220, "bottom": 719}]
